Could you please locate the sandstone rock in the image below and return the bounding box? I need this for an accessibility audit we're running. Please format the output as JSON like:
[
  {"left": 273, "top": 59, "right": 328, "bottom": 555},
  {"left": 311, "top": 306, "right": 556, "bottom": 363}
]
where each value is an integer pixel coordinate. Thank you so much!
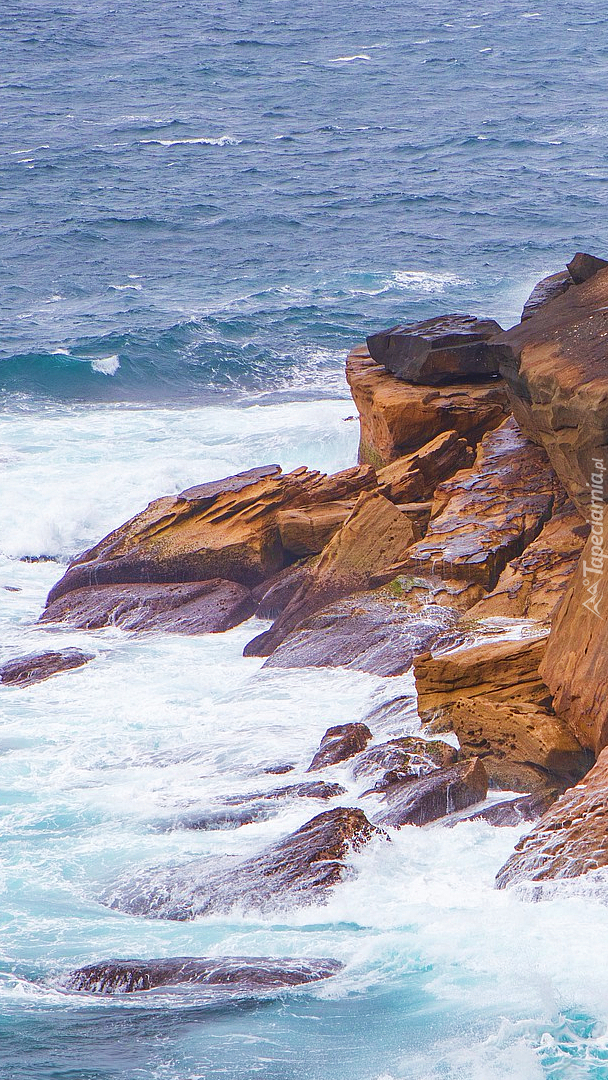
[
  {"left": 468, "top": 497, "right": 589, "bottom": 621},
  {"left": 397, "top": 418, "right": 559, "bottom": 589},
  {"left": 262, "top": 593, "right": 457, "bottom": 675},
  {"left": 540, "top": 505, "right": 608, "bottom": 754},
  {"left": 377, "top": 429, "right": 474, "bottom": 502},
  {"left": 0, "top": 648, "right": 93, "bottom": 687},
  {"left": 307, "top": 724, "right": 372, "bottom": 771},
  {"left": 40, "top": 580, "right": 255, "bottom": 634},
  {"left": 65, "top": 956, "right": 343, "bottom": 994},
  {"left": 346, "top": 346, "right": 510, "bottom": 467},
  {"left": 277, "top": 501, "right": 354, "bottom": 557},
  {"left": 521, "top": 270, "right": 572, "bottom": 321},
  {"left": 372, "top": 758, "right": 488, "bottom": 828},
  {"left": 367, "top": 571, "right": 486, "bottom": 613},
  {"left": 107, "top": 807, "right": 387, "bottom": 918},
  {"left": 449, "top": 696, "right": 591, "bottom": 794},
  {"left": 566, "top": 251, "right": 608, "bottom": 285},
  {"left": 45, "top": 464, "right": 376, "bottom": 606},
  {"left": 496, "top": 747, "right": 608, "bottom": 888},
  {"left": 415, "top": 634, "right": 550, "bottom": 716},
  {"left": 244, "top": 491, "right": 416, "bottom": 657},
  {"left": 495, "top": 267, "right": 608, "bottom": 515},
  {"left": 367, "top": 315, "right": 503, "bottom": 385}
]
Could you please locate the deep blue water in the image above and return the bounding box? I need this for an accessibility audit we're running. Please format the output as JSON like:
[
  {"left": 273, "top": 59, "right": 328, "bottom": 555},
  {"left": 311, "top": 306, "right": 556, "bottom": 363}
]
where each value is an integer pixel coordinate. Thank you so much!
[
  {"left": 4, "top": 3, "right": 608, "bottom": 1080},
  {"left": 2, "top": 0, "right": 608, "bottom": 403}
]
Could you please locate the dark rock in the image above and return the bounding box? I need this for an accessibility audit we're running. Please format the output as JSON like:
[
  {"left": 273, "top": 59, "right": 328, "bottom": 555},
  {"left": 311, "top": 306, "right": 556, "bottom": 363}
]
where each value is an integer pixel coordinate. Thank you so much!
[
  {"left": 0, "top": 648, "right": 93, "bottom": 687},
  {"left": 107, "top": 807, "right": 387, "bottom": 919},
  {"left": 521, "top": 270, "right": 572, "bottom": 321},
  {"left": 65, "top": 956, "right": 343, "bottom": 994},
  {"left": 373, "top": 758, "right": 488, "bottom": 828},
  {"left": 261, "top": 594, "right": 458, "bottom": 676},
  {"left": 226, "top": 781, "right": 347, "bottom": 804},
  {"left": 307, "top": 725, "right": 372, "bottom": 771},
  {"left": 39, "top": 580, "right": 255, "bottom": 634},
  {"left": 566, "top": 251, "right": 608, "bottom": 285},
  {"left": 367, "top": 315, "right": 503, "bottom": 385},
  {"left": 177, "top": 466, "right": 281, "bottom": 503},
  {"left": 252, "top": 560, "right": 313, "bottom": 619},
  {"left": 454, "top": 790, "right": 557, "bottom": 827},
  {"left": 263, "top": 762, "right": 295, "bottom": 775},
  {"left": 352, "top": 737, "right": 457, "bottom": 781}
]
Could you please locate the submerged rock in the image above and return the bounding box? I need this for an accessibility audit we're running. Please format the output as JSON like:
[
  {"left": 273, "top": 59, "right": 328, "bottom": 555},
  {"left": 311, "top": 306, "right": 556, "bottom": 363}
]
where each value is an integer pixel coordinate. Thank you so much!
[
  {"left": 40, "top": 580, "right": 255, "bottom": 634},
  {"left": 346, "top": 345, "right": 510, "bottom": 467},
  {"left": 453, "top": 791, "right": 557, "bottom": 827},
  {"left": 66, "top": 956, "right": 343, "bottom": 994},
  {"left": 372, "top": 758, "right": 488, "bottom": 828},
  {"left": 107, "top": 807, "right": 387, "bottom": 919},
  {"left": 0, "top": 648, "right": 93, "bottom": 687},
  {"left": 307, "top": 724, "right": 372, "bottom": 771},
  {"left": 496, "top": 748, "right": 608, "bottom": 888},
  {"left": 366, "top": 314, "right": 503, "bottom": 385}
]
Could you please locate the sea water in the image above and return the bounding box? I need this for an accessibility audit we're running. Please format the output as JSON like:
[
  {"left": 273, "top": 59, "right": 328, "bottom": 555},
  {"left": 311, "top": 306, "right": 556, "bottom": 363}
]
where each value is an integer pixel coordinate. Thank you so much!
[{"left": 3, "top": 1, "right": 608, "bottom": 1077}]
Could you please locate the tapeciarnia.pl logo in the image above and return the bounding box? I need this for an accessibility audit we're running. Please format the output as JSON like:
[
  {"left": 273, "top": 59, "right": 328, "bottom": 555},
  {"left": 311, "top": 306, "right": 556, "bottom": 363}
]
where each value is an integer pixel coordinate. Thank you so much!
[{"left": 582, "top": 457, "right": 606, "bottom": 618}]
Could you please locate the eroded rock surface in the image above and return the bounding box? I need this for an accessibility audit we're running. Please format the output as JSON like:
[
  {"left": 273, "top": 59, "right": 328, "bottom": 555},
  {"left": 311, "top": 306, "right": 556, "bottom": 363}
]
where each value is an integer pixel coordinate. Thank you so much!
[
  {"left": 367, "top": 315, "right": 503, "bottom": 385},
  {"left": 307, "top": 724, "right": 372, "bottom": 771},
  {"left": 66, "top": 956, "right": 343, "bottom": 994},
  {"left": 372, "top": 758, "right": 488, "bottom": 828},
  {"left": 0, "top": 648, "right": 93, "bottom": 687},
  {"left": 377, "top": 429, "right": 474, "bottom": 503}
]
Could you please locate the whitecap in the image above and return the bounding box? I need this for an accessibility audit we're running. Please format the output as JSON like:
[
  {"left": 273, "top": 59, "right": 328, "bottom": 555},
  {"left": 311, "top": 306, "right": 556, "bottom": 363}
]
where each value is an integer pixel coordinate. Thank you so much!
[
  {"left": 90, "top": 355, "right": 120, "bottom": 375},
  {"left": 328, "top": 54, "right": 372, "bottom": 63},
  {"left": 479, "top": 47, "right": 493, "bottom": 53},
  {"left": 140, "top": 135, "right": 241, "bottom": 147},
  {"left": 10, "top": 144, "right": 50, "bottom": 155},
  {"left": 521, "top": 11, "right": 542, "bottom": 16},
  {"left": 50, "top": 349, "right": 71, "bottom": 356},
  {"left": 109, "top": 282, "right": 143, "bottom": 291},
  {"left": 392, "top": 269, "right": 472, "bottom": 292}
]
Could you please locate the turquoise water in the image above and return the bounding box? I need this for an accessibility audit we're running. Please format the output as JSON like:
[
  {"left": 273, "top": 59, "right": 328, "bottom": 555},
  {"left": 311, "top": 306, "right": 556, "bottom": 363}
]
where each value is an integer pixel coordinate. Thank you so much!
[{"left": 3, "top": 1, "right": 608, "bottom": 1077}]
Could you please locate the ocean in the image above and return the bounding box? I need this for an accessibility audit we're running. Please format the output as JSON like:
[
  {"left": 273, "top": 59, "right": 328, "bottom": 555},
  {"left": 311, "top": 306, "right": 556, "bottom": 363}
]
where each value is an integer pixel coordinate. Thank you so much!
[{"left": 2, "top": 1, "right": 608, "bottom": 1076}]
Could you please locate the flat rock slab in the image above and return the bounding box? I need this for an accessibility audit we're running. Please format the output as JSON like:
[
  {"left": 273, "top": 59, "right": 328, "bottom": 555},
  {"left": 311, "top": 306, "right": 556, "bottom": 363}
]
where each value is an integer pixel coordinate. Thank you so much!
[
  {"left": 307, "top": 724, "right": 372, "bottom": 771},
  {"left": 107, "top": 807, "right": 387, "bottom": 919},
  {"left": 0, "top": 648, "right": 93, "bottom": 687},
  {"left": 346, "top": 346, "right": 510, "bottom": 468},
  {"left": 372, "top": 758, "right": 488, "bottom": 828},
  {"left": 262, "top": 593, "right": 458, "bottom": 676},
  {"left": 40, "top": 580, "right": 255, "bottom": 634},
  {"left": 65, "top": 956, "right": 343, "bottom": 994},
  {"left": 367, "top": 315, "right": 503, "bottom": 385},
  {"left": 399, "top": 417, "right": 560, "bottom": 590},
  {"left": 496, "top": 747, "right": 608, "bottom": 889}
]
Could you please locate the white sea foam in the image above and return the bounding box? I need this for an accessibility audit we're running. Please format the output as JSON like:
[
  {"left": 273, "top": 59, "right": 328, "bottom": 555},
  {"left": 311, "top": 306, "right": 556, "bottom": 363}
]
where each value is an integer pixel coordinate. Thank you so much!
[
  {"left": 90, "top": 354, "right": 120, "bottom": 375},
  {"left": 108, "top": 282, "right": 143, "bottom": 291},
  {"left": 328, "top": 54, "right": 372, "bottom": 62},
  {"left": 140, "top": 136, "right": 241, "bottom": 147},
  {"left": 392, "top": 269, "right": 472, "bottom": 292}
]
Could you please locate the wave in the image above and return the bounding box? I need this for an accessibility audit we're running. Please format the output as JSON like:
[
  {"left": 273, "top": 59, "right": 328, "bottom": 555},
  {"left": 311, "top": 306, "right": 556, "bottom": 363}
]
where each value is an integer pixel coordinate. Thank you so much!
[{"left": 140, "top": 136, "right": 241, "bottom": 147}]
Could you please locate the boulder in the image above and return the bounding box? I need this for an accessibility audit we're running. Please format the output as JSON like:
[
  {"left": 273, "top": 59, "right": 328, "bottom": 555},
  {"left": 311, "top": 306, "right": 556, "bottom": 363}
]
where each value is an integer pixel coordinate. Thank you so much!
[
  {"left": 540, "top": 505, "right": 608, "bottom": 755},
  {"left": 262, "top": 590, "right": 457, "bottom": 675},
  {"left": 367, "top": 315, "right": 503, "bottom": 385},
  {"left": 45, "top": 464, "right": 377, "bottom": 606},
  {"left": 352, "top": 736, "right": 457, "bottom": 785},
  {"left": 377, "top": 429, "right": 474, "bottom": 503},
  {"left": 0, "top": 648, "right": 93, "bottom": 687},
  {"left": 398, "top": 418, "right": 560, "bottom": 589},
  {"left": 415, "top": 634, "right": 550, "bottom": 716},
  {"left": 521, "top": 270, "right": 572, "bottom": 321},
  {"left": 566, "top": 251, "right": 608, "bottom": 285},
  {"left": 346, "top": 345, "right": 510, "bottom": 467},
  {"left": 372, "top": 758, "right": 488, "bottom": 828},
  {"left": 307, "top": 724, "right": 372, "bottom": 771},
  {"left": 65, "top": 956, "right": 343, "bottom": 994},
  {"left": 107, "top": 807, "right": 387, "bottom": 919},
  {"left": 494, "top": 266, "right": 608, "bottom": 516},
  {"left": 468, "top": 497, "right": 589, "bottom": 621},
  {"left": 496, "top": 748, "right": 608, "bottom": 888},
  {"left": 449, "top": 697, "right": 591, "bottom": 794},
  {"left": 40, "top": 580, "right": 255, "bottom": 634},
  {"left": 244, "top": 490, "right": 416, "bottom": 657}
]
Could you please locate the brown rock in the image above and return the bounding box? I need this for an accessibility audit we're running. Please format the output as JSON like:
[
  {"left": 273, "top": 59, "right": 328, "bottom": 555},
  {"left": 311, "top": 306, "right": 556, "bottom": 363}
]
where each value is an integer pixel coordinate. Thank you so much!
[
  {"left": 45, "top": 464, "right": 377, "bottom": 606},
  {"left": 377, "top": 429, "right": 474, "bottom": 502},
  {"left": 352, "top": 736, "right": 456, "bottom": 782},
  {"left": 366, "top": 315, "right": 503, "bottom": 385},
  {"left": 566, "top": 252, "right": 608, "bottom": 285},
  {"left": 397, "top": 418, "right": 560, "bottom": 590},
  {"left": 521, "top": 270, "right": 572, "bottom": 321},
  {"left": 540, "top": 505, "right": 608, "bottom": 754},
  {"left": 346, "top": 345, "right": 510, "bottom": 467},
  {"left": 468, "top": 497, "right": 589, "bottom": 621},
  {"left": 307, "top": 724, "right": 372, "bottom": 771},
  {"left": 261, "top": 592, "right": 458, "bottom": 676},
  {"left": 244, "top": 490, "right": 416, "bottom": 657},
  {"left": 277, "top": 501, "right": 354, "bottom": 557},
  {"left": 0, "top": 648, "right": 93, "bottom": 687},
  {"left": 65, "top": 956, "right": 343, "bottom": 994},
  {"left": 449, "top": 696, "right": 591, "bottom": 794},
  {"left": 496, "top": 747, "right": 608, "bottom": 888},
  {"left": 495, "top": 267, "right": 608, "bottom": 515},
  {"left": 107, "top": 807, "right": 388, "bottom": 918},
  {"left": 373, "top": 758, "right": 488, "bottom": 828},
  {"left": 40, "top": 580, "right": 255, "bottom": 634}
]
